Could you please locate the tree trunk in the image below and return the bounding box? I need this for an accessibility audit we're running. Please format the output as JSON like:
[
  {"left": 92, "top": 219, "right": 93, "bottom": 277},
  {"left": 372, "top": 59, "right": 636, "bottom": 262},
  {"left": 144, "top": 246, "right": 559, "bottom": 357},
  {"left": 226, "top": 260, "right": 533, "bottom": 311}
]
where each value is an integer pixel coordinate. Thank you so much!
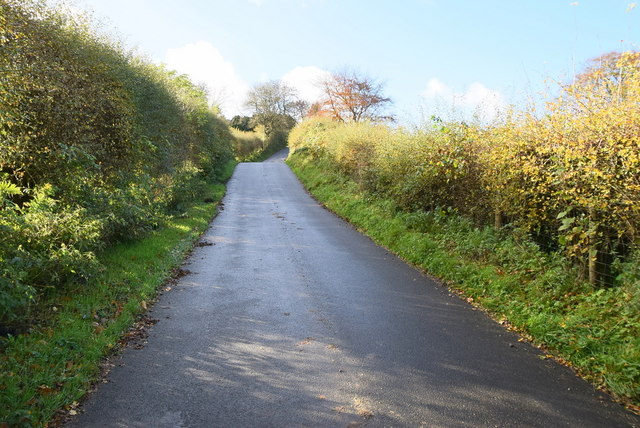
[
  {"left": 588, "top": 208, "right": 598, "bottom": 287},
  {"left": 494, "top": 210, "right": 503, "bottom": 228}
]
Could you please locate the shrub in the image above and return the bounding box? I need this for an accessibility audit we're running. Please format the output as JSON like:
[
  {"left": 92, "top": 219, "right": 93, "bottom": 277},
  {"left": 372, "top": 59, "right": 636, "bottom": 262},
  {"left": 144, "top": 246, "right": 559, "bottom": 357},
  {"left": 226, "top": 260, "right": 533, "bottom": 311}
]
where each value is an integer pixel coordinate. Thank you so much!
[
  {"left": 232, "top": 128, "right": 265, "bottom": 158},
  {"left": 0, "top": 0, "right": 234, "bottom": 323},
  {"left": 0, "top": 185, "right": 102, "bottom": 323},
  {"left": 288, "top": 52, "right": 640, "bottom": 287}
]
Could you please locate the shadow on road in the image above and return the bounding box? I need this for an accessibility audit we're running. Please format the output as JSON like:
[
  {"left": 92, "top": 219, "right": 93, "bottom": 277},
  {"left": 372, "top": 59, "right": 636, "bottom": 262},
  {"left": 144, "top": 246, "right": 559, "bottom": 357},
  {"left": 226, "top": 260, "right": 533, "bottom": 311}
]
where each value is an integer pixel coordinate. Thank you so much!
[{"left": 70, "top": 154, "right": 638, "bottom": 427}]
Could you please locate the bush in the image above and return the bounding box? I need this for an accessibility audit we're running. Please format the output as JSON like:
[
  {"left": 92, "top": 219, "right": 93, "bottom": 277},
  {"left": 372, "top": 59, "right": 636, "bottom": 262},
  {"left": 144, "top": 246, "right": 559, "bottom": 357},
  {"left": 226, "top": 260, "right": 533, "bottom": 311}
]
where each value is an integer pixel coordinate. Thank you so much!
[
  {"left": 289, "top": 51, "right": 640, "bottom": 287},
  {"left": 165, "top": 162, "right": 207, "bottom": 211},
  {"left": 0, "top": 0, "right": 234, "bottom": 323},
  {"left": 232, "top": 128, "right": 265, "bottom": 158},
  {"left": 0, "top": 184, "right": 102, "bottom": 323}
]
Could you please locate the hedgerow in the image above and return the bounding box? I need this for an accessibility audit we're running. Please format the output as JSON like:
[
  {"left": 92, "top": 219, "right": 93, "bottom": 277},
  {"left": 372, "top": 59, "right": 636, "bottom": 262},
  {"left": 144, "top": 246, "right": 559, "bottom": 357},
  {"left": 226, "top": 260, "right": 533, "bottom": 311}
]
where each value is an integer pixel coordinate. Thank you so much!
[
  {"left": 0, "top": 0, "right": 234, "bottom": 324},
  {"left": 288, "top": 51, "right": 640, "bottom": 405},
  {"left": 290, "top": 52, "right": 640, "bottom": 289}
]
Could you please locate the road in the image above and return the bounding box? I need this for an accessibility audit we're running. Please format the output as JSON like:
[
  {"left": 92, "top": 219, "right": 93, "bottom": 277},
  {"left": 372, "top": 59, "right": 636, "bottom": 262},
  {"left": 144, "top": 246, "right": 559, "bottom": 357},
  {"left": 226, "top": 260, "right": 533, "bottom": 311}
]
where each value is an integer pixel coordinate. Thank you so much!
[{"left": 70, "top": 150, "right": 639, "bottom": 427}]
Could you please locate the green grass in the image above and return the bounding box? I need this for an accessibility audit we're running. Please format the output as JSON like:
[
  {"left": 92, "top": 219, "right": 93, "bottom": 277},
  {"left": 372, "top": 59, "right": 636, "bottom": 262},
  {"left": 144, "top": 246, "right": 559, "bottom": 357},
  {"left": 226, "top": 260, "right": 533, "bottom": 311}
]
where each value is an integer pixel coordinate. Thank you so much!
[
  {"left": 287, "top": 151, "right": 640, "bottom": 413},
  {"left": 0, "top": 161, "right": 236, "bottom": 427}
]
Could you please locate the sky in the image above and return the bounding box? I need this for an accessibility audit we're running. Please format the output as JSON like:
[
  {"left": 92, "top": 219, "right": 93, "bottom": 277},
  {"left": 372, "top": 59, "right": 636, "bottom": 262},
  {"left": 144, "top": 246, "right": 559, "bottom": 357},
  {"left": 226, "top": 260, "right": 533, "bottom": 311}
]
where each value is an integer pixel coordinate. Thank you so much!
[{"left": 70, "top": 0, "right": 640, "bottom": 123}]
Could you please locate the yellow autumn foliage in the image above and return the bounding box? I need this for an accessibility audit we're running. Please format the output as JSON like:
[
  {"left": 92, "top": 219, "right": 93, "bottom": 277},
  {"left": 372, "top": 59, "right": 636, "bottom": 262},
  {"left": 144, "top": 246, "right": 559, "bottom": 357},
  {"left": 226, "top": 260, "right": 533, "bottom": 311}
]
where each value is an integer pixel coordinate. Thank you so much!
[{"left": 289, "top": 51, "right": 640, "bottom": 284}]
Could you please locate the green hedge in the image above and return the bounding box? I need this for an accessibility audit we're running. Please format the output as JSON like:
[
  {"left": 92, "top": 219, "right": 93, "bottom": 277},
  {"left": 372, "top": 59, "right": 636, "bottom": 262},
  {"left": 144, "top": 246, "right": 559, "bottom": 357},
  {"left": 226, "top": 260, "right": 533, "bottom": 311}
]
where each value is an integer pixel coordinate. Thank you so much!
[{"left": 0, "top": 0, "right": 234, "bottom": 324}]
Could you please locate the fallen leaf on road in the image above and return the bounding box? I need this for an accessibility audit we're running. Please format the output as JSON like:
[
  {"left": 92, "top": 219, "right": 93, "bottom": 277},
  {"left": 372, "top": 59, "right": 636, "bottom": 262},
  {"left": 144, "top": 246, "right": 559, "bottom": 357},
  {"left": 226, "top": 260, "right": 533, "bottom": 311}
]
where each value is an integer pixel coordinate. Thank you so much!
[{"left": 353, "top": 397, "right": 374, "bottom": 419}]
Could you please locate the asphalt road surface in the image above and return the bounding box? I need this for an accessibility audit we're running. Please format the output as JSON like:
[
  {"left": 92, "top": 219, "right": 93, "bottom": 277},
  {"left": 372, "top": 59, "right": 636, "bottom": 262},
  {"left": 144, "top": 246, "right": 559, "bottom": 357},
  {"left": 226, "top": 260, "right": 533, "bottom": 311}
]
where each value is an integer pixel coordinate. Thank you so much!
[{"left": 70, "top": 150, "right": 639, "bottom": 427}]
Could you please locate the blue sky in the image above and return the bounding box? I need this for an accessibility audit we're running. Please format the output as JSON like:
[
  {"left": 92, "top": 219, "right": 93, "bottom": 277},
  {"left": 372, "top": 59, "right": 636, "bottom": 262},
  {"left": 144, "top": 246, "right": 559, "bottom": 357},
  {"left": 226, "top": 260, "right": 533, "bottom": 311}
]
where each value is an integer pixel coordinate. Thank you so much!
[{"left": 73, "top": 0, "right": 640, "bottom": 122}]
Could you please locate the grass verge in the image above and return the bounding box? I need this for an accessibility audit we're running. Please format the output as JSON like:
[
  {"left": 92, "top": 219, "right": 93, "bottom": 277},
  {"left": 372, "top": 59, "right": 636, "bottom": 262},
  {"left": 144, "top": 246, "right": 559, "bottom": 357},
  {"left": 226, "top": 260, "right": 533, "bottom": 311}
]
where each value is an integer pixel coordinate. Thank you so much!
[
  {"left": 287, "top": 152, "right": 640, "bottom": 413},
  {"left": 0, "top": 161, "right": 236, "bottom": 427}
]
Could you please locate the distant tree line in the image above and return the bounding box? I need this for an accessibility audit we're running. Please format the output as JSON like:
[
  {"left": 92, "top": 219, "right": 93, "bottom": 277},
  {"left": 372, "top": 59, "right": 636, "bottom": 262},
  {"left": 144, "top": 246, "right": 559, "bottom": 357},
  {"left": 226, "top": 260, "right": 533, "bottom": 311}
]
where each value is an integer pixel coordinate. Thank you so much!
[{"left": 231, "top": 69, "right": 393, "bottom": 142}]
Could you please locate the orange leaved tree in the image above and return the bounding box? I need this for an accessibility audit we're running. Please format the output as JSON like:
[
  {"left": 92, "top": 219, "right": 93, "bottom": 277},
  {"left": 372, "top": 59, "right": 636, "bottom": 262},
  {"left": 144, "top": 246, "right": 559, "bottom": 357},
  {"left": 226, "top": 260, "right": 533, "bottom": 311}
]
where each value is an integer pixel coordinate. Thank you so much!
[{"left": 314, "top": 70, "right": 393, "bottom": 123}]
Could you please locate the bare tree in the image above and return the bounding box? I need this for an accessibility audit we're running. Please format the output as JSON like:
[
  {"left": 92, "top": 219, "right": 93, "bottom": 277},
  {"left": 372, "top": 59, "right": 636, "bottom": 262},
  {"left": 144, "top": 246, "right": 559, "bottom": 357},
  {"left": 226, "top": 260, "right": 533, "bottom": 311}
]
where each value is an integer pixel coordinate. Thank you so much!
[
  {"left": 316, "top": 70, "right": 393, "bottom": 122},
  {"left": 244, "top": 80, "right": 299, "bottom": 117},
  {"left": 289, "top": 99, "right": 310, "bottom": 121},
  {"left": 244, "top": 80, "right": 301, "bottom": 134},
  {"left": 573, "top": 51, "right": 640, "bottom": 101}
]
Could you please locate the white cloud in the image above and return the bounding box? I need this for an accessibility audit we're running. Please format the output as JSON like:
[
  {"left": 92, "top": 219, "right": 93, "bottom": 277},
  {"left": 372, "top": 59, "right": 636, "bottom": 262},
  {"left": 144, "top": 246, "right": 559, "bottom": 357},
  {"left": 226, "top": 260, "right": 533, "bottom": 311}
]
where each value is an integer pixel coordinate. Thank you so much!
[
  {"left": 164, "top": 41, "right": 249, "bottom": 117},
  {"left": 248, "top": 0, "right": 264, "bottom": 6},
  {"left": 423, "top": 77, "right": 450, "bottom": 98},
  {"left": 281, "top": 66, "right": 331, "bottom": 103},
  {"left": 421, "top": 78, "right": 506, "bottom": 122}
]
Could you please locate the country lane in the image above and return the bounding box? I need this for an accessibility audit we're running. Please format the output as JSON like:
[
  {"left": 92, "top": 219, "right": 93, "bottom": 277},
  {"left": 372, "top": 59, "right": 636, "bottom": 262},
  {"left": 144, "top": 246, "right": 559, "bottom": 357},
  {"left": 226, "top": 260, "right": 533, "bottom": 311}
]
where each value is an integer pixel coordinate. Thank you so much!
[{"left": 69, "top": 149, "right": 639, "bottom": 427}]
